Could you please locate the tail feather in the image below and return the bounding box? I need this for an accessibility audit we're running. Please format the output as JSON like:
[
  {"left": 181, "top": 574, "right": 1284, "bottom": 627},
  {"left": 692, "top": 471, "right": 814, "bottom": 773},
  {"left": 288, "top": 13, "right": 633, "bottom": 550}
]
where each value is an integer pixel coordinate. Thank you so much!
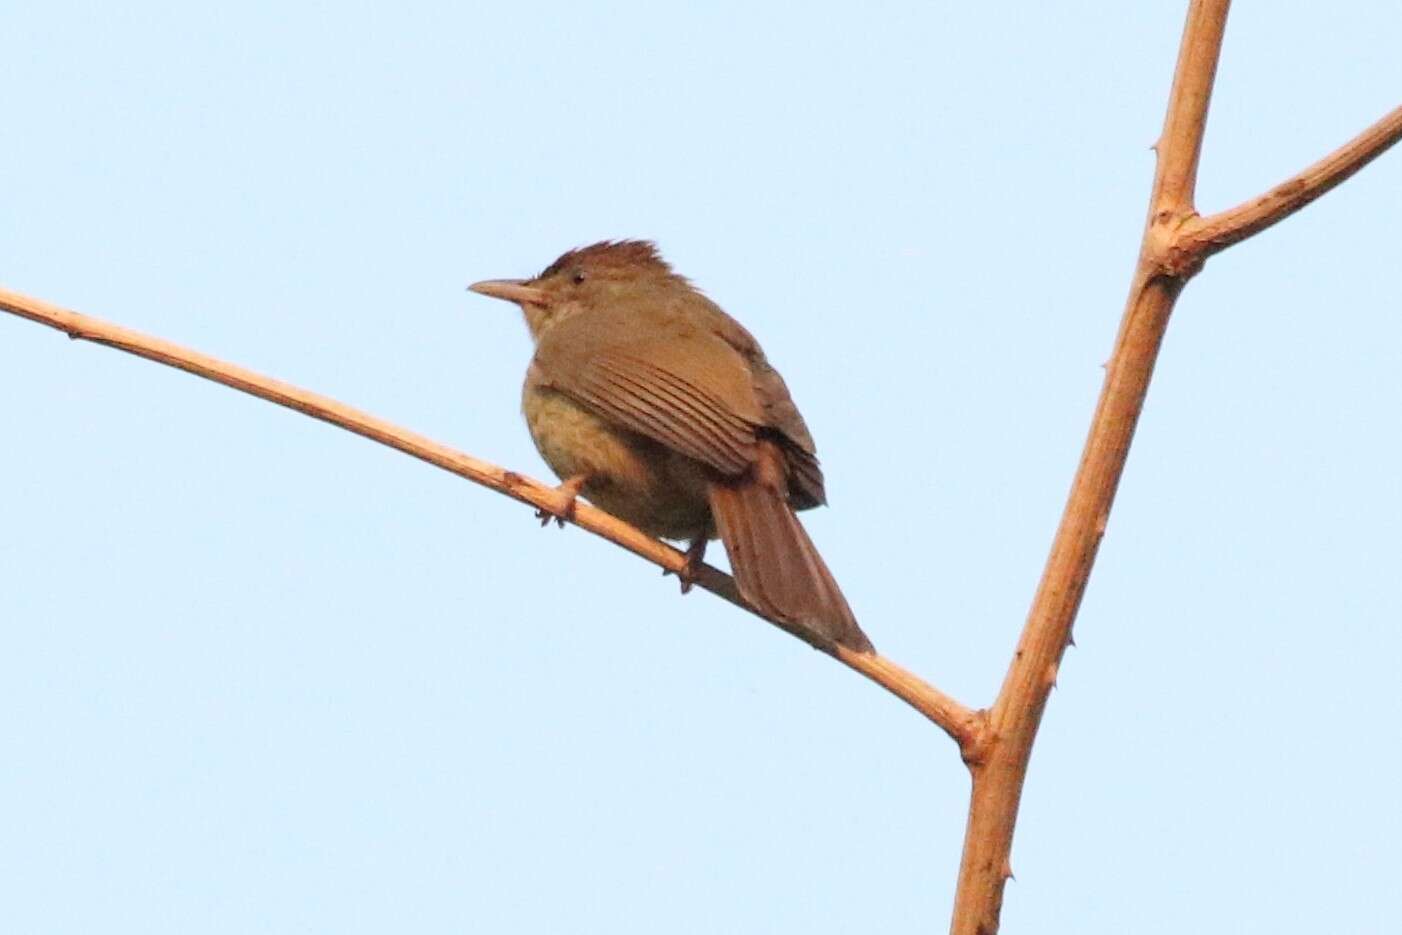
[{"left": 708, "top": 445, "right": 873, "bottom": 653}]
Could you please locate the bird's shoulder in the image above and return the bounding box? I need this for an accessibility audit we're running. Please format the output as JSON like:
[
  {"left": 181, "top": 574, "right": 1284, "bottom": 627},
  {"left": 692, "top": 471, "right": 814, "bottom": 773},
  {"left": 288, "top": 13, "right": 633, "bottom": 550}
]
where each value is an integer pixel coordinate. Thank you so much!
[{"left": 534, "top": 295, "right": 755, "bottom": 408}]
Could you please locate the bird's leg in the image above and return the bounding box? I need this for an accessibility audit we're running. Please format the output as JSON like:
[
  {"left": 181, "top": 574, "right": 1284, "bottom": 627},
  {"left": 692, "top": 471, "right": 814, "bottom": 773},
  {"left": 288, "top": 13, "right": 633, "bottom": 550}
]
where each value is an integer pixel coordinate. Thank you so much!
[
  {"left": 536, "top": 474, "right": 589, "bottom": 528},
  {"left": 662, "top": 536, "right": 708, "bottom": 594}
]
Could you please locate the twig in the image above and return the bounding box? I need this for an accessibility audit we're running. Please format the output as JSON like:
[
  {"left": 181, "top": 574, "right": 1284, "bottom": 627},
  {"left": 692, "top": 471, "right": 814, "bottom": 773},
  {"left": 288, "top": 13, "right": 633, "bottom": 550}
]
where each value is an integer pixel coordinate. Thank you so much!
[
  {"left": 0, "top": 285, "right": 979, "bottom": 749},
  {"left": 1180, "top": 104, "right": 1402, "bottom": 257}
]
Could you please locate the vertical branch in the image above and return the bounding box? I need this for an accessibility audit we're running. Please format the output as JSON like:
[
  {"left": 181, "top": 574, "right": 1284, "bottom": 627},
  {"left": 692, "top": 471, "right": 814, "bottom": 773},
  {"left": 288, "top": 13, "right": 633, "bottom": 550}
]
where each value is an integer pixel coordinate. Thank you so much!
[
  {"left": 948, "top": 3, "right": 1232, "bottom": 933},
  {"left": 1152, "top": 0, "right": 1232, "bottom": 217}
]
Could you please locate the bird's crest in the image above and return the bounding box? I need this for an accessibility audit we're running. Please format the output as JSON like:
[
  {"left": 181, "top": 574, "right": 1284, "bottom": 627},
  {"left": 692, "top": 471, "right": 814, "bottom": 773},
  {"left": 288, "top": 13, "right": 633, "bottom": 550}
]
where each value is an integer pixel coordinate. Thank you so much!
[{"left": 539, "top": 240, "right": 673, "bottom": 279}]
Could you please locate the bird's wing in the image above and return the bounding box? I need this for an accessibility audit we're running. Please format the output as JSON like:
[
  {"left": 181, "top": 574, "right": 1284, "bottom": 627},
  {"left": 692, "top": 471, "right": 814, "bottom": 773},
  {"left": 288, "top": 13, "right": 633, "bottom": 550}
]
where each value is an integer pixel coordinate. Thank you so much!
[
  {"left": 533, "top": 310, "right": 770, "bottom": 478},
  {"left": 534, "top": 301, "right": 827, "bottom": 505},
  {"left": 743, "top": 358, "right": 825, "bottom": 507},
  {"left": 701, "top": 306, "right": 826, "bottom": 507}
]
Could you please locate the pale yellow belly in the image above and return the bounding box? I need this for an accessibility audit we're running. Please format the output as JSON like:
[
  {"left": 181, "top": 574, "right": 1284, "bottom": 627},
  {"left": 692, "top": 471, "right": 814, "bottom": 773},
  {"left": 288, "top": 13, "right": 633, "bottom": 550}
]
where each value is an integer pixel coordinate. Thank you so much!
[{"left": 522, "top": 383, "right": 714, "bottom": 542}]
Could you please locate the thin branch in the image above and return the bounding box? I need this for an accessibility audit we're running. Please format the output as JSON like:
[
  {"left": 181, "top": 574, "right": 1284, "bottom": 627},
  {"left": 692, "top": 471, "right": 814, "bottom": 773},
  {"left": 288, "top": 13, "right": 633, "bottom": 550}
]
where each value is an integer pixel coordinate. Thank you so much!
[
  {"left": 1148, "top": 0, "right": 1232, "bottom": 217},
  {"left": 0, "top": 285, "right": 979, "bottom": 749},
  {"left": 949, "top": 3, "right": 1233, "bottom": 933},
  {"left": 1180, "top": 103, "right": 1402, "bottom": 257}
]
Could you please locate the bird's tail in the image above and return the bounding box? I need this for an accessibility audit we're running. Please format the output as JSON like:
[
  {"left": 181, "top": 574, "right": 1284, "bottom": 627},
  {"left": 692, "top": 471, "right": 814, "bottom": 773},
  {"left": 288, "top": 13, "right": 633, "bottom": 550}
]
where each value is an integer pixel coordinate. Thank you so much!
[{"left": 707, "top": 443, "right": 873, "bottom": 653}]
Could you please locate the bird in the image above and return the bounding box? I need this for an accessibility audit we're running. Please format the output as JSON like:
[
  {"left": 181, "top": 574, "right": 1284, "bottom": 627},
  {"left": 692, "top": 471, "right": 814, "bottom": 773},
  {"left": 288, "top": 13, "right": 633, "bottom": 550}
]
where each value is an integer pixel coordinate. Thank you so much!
[{"left": 468, "top": 241, "right": 873, "bottom": 653}]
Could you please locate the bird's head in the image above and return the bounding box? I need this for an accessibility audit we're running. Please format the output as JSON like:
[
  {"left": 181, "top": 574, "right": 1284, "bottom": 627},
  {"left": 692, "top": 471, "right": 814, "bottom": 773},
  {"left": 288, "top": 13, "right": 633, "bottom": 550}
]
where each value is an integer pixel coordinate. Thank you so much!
[{"left": 469, "top": 240, "right": 682, "bottom": 340}]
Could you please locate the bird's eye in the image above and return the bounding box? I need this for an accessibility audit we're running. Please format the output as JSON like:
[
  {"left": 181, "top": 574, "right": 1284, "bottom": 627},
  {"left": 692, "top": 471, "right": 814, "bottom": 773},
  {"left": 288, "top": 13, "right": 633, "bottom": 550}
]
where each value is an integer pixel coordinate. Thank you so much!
[{"left": 571, "top": 271, "right": 586, "bottom": 285}]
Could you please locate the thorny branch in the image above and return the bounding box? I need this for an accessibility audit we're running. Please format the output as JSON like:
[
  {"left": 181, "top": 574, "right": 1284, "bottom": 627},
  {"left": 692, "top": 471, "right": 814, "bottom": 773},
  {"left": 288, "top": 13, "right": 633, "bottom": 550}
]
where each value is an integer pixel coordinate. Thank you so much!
[
  {"left": 947, "top": 2, "right": 1399, "bottom": 933},
  {"left": 0, "top": 286, "right": 979, "bottom": 749}
]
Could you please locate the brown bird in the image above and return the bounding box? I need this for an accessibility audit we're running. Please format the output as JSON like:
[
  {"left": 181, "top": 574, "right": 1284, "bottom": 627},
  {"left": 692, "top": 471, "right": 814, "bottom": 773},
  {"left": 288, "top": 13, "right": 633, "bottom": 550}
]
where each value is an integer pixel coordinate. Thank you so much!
[{"left": 469, "top": 241, "right": 873, "bottom": 653}]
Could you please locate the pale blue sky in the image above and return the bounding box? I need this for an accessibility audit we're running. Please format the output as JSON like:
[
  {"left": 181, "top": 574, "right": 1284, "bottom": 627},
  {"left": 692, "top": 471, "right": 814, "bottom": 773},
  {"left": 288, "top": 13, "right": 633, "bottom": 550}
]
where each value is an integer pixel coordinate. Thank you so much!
[{"left": 2, "top": 3, "right": 1399, "bottom": 933}]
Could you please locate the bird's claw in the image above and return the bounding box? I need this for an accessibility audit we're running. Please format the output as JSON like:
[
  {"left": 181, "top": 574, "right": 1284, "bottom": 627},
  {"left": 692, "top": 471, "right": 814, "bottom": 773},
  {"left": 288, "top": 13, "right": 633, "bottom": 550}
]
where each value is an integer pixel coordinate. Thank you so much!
[
  {"left": 662, "top": 537, "right": 708, "bottom": 594},
  {"left": 535, "top": 506, "right": 570, "bottom": 528},
  {"left": 535, "top": 475, "right": 588, "bottom": 529}
]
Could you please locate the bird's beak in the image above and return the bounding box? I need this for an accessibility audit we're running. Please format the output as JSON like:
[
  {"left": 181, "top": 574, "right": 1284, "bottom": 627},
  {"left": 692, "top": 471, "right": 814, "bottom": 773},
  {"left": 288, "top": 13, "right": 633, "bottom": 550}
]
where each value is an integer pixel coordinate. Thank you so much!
[{"left": 468, "top": 279, "right": 548, "bottom": 306}]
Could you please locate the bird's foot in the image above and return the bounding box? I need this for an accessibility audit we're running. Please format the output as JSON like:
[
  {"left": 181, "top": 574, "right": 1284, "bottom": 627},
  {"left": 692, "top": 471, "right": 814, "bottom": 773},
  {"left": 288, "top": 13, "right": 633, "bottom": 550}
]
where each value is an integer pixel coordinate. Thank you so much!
[
  {"left": 535, "top": 475, "right": 589, "bottom": 528},
  {"left": 662, "top": 536, "right": 708, "bottom": 594}
]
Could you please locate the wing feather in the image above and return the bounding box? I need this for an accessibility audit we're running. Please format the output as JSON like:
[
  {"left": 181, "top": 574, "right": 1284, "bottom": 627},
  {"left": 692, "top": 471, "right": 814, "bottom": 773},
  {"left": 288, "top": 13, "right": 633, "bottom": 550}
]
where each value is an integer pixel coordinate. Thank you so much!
[
  {"left": 594, "top": 355, "right": 755, "bottom": 464},
  {"left": 533, "top": 311, "right": 824, "bottom": 501},
  {"left": 562, "top": 351, "right": 757, "bottom": 477}
]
